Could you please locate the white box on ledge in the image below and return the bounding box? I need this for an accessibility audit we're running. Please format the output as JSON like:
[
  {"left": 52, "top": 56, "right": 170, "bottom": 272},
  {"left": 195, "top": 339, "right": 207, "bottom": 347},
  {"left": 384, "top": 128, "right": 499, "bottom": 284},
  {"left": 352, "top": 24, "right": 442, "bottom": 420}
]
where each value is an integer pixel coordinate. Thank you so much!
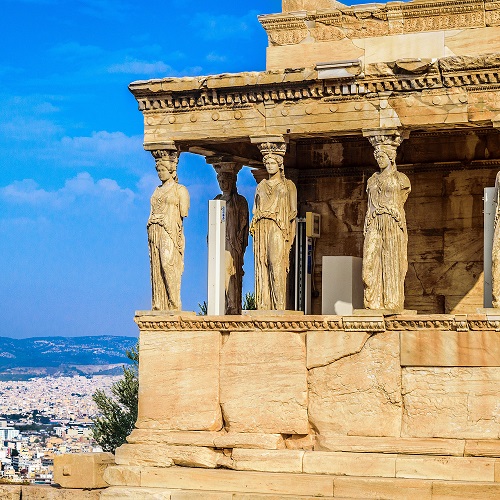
[{"left": 322, "top": 256, "right": 363, "bottom": 315}]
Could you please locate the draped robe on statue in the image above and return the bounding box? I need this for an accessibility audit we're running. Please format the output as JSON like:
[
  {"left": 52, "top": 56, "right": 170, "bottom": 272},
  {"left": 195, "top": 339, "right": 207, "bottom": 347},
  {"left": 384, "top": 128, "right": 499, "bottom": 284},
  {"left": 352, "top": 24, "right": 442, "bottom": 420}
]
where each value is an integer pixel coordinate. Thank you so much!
[
  {"left": 492, "top": 171, "right": 500, "bottom": 307},
  {"left": 363, "top": 167, "right": 410, "bottom": 311},
  {"left": 148, "top": 181, "right": 189, "bottom": 311},
  {"left": 250, "top": 177, "right": 297, "bottom": 310}
]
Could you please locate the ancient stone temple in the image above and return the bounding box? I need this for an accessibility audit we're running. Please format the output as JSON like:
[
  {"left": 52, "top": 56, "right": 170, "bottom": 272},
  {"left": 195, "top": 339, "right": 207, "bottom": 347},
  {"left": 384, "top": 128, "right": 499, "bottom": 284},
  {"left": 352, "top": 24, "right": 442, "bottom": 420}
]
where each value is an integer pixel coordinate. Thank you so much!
[{"left": 56, "top": 0, "right": 500, "bottom": 499}]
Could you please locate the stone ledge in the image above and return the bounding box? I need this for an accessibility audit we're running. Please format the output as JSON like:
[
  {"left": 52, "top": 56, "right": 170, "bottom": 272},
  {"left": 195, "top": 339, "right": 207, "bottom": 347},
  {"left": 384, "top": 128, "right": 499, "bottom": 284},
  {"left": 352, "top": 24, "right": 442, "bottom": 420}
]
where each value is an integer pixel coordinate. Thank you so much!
[
  {"left": 21, "top": 485, "right": 103, "bottom": 499},
  {"left": 315, "top": 436, "right": 466, "bottom": 456},
  {"left": 100, "top": 469, "right": 500, "bottom": 499},
  {"left": 127, "top": 429, "right": 286, "bottom": 450},
  {"left": 107, "top": 466, "right": 334, "bottom": 496}
]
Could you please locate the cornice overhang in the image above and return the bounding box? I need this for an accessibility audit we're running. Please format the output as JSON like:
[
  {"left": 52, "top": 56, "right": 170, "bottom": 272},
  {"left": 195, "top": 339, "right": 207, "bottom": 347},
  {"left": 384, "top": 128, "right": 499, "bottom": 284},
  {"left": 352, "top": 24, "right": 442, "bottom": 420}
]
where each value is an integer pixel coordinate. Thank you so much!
[{"left": 128, "top": 53, "right": 500, "bottom": 112}]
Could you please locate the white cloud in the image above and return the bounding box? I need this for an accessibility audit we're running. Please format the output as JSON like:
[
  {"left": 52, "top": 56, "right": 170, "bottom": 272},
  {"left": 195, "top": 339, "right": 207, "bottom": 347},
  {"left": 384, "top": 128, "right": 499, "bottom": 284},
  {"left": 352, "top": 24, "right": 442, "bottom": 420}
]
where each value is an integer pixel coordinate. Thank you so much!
[
  {"left": 0, "top": 216, "right": 50, "bottom": 232},
  {"left": 136, "top": 173, "right": 159, "bottom": 198},
  {"left": 1, "top": 179, "right": 55, "bottom": 205},
  {"left": 0, "top": 172, "right": 135, "bottom": 209},
  {"left": 50, "top": 41, "right": 103, "bottom": 59},
  {"left": 78, "top": 0, "right": 133, "bottom": 20},
  {"left": 107, "top": 58, "right": 203, "bottom": 77},
  {"left": 33, "top": 102, "right": 60, "bottom": 114},
  {"left": 108, "top": 59, "right": 173, "bottom": 75},
  {"left": 0, "top": 117, "right": 63, "bottom": 141},
  {"left": 41, "top": 130, "right": 147, "bottom": 171},
  {"left": 206, "top": 52, "right": 227, "bottom": 63}
]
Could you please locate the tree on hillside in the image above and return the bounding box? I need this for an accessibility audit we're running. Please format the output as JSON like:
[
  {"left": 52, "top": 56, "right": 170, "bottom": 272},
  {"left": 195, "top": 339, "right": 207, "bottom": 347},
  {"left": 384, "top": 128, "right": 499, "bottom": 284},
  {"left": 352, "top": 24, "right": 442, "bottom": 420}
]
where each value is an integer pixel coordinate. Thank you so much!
[{"left": 92, "top": 344, "right": 138, "bottom": 453}]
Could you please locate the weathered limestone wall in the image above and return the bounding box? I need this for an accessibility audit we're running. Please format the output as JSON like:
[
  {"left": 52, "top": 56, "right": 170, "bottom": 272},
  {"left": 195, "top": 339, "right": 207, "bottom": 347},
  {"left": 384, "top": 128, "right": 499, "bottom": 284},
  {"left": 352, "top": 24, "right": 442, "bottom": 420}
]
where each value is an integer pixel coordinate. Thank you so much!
[
  {"left": 296, "top": 135, "right": 498, "bottom": 314},
  {"left": 133, "top": 314, "right": 500, "bottom": 443},
  {"left": 99, "top": 313, "right": 500, "bottom": 498}
]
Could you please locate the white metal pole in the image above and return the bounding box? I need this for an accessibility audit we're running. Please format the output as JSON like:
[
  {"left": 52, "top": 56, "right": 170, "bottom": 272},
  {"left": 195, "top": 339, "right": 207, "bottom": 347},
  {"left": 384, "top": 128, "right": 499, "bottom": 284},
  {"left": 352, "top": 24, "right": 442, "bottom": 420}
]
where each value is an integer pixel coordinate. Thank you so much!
[{"left": 208, "top": 199, "right": 226, "bottom": 315}]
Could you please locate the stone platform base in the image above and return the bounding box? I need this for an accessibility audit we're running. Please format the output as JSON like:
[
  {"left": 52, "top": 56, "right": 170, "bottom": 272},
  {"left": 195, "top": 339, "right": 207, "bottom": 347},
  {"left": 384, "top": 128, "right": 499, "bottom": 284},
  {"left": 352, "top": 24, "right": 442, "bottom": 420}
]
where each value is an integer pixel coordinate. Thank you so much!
[
  {"left": 102, "top": 467, "right": 500, "bottom": 499},
  {"left": 117, "top": 312, "right": 500, "bottom": 499}
]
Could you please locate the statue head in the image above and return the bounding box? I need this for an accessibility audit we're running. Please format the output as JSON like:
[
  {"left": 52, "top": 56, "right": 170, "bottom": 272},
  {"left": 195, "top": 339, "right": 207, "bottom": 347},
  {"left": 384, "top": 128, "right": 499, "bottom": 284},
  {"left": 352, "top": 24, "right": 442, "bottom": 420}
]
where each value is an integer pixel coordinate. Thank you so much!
[
  {"left": 152, "top": 149, "right": 178, "bottom": 183},
  {"left": 263, "top": 153, "right": 284, "bottom": 177},
  {"left": 258, "top": 141, "right": 286, "bottom": 180},
  {"left": 212, "top": 161, "right": 240, "bottom": 195},
  {"left": 373, "top": 144, "right": 397, "bottom": 170},
  {"left": 217, "top": 171, "right": 236, "bottom": 195}
]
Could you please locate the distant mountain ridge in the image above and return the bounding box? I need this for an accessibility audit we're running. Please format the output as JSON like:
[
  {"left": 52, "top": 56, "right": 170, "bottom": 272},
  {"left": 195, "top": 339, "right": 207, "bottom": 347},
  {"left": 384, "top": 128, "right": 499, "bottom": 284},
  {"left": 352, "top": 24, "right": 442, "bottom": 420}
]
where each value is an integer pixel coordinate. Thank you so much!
[{"left": 0, "top": 336, "right": 138, "bottom": 378}]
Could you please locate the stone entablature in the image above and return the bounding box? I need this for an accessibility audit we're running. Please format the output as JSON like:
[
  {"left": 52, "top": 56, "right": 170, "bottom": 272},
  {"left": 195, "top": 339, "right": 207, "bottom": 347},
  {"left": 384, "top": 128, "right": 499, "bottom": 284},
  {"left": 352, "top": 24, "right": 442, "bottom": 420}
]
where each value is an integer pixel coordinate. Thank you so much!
[
  {"left": 262, "top": 0, "right": 500, "bottom": 44},
  {"left": 130, "top": 54, "right": 500, "bottom": 113},
  {"left": 129, "top": 53, "right": 500, "bottom": 156}
]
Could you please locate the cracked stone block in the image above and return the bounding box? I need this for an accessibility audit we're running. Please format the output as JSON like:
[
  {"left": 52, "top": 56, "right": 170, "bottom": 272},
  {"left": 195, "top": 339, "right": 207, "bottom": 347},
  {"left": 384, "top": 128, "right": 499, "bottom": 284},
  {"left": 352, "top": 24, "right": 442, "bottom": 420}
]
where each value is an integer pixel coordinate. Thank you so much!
[
  {"left": 308, "top": 330, "right": 402, "bottom": 437},
  {"left": 137, "top": 330, "right": 222, "bottom": 431},
  {"left": 307, "top": 330, "right": 371, "bottom": 369},
  {"left": 402, "top": 367, "right": 500, "bottom": 439},
  {"left": 115, "top": 443, "right": 222, "bottom": 468},
  {"left": 220, "top": 331, "right": 308, "bottom": 434}
]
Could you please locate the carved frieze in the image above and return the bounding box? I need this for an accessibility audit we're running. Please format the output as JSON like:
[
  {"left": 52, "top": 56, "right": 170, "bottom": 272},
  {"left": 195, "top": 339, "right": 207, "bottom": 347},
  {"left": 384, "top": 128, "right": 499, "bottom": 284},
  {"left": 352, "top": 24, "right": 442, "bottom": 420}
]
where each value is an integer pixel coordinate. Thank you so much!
[
  {"left": 341, "top": 12, "right": 389, "bottom": 39},
  {"left": 259, "top": 16, "right": 309, "bottom": 46},
  {"left": 134, "top": 314, "right": 494, "bottom": 332},
  {"left": 135, "top": 316, "right": 343, "bottom": 332},
  {"left": 486, "top": 0, "right": 500, "bottom": 25},
  {"left": 259, "top": 0, "right": 489, "bottom": 43},
  {"left": 310, "top": 23, "right": 345, "bottom": 42},
  {"left": 401, "top": 0, "right": 484, "bottom": 32}
]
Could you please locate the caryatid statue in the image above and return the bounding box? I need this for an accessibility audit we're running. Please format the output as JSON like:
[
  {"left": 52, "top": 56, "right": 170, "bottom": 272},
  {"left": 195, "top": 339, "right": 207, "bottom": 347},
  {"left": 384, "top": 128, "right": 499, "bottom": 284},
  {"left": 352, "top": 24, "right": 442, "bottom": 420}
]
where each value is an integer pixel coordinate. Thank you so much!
[
  {"left": 362, "top": 133, "right": 411, "bottom": 312},
  {"left": 147, "top": 148, "right": 190, "bottom": 311},
  {"left": 249, "top": 141, "right": 297, "bottom": 310},
  {"left": 492, "top": 171, "right": 500, "bottom": 307},
  {"left": 210, "top": 159, "right": 249, "bottom": 315}
]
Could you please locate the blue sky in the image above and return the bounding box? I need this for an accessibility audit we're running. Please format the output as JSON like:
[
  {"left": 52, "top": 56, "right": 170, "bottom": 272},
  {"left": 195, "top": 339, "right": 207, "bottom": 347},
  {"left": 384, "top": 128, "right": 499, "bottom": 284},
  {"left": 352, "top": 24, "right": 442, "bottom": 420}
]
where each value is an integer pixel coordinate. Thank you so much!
[{"left": 0, "top": 0, "right": 369, "bottom": 338}]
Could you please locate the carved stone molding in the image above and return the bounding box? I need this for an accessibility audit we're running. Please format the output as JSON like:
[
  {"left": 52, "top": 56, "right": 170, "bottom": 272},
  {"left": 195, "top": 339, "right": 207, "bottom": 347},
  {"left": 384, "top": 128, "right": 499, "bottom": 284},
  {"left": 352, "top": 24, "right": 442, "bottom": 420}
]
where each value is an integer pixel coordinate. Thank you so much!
[
  {"left": 363, "top": 128, "right": 405, "bottom": 149},
  {"left": 134, "top": 316, "right": 343, "bottom": 332},
  {"left": 342, "top": 317, "right": 386, "bottom": 332},
  {"left": 206, "top": 155, "right": 242, "bottom": 175},
  {"left": 259, "top": 15, "right": 309, "bottom": 46},
  {"left": 385, "top": 318, "right": 455, "bottom": 331},
  {"left": 130, "top": 54, "right": 500, "bottom": 116},
  {"left": 134, "top": 314, "right": 500, "bottom": 332}
]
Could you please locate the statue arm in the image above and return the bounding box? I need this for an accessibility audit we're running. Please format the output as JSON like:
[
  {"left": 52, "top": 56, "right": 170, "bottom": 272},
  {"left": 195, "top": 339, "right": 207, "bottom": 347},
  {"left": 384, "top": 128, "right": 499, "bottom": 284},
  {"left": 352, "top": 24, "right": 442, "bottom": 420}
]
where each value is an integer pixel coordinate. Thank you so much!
[
  {"left": 400, "top": 173, "right": 411, "bottom": 193},
  {"left": 179, "top": 185, "right": 190, "bottom": 218}
]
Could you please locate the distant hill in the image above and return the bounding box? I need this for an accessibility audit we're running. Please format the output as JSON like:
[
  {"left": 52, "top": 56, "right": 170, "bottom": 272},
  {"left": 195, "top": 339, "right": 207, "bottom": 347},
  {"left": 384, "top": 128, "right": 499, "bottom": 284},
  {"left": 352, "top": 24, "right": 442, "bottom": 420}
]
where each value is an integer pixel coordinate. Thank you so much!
[{"left": 0, "top": 336, "right": 138, "bottom": 378}]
